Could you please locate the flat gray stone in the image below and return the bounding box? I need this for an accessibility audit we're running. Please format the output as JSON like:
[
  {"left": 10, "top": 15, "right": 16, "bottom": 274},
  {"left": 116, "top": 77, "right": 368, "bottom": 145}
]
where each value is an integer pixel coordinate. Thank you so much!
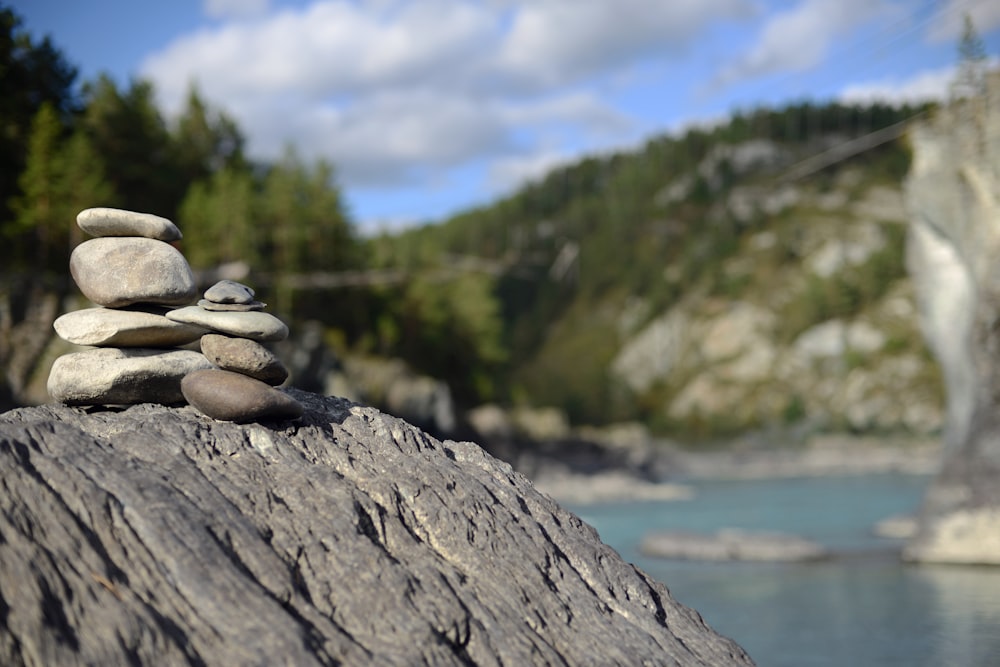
[
  {"left": 48, "top": 348, "right": 212, "bottom": 405},
  {"left": 166, "top": 306, "right": 288, "bottom": 342},
  {"left": 200, "top": 334, "right": 288, "bottom": 385},
  {"left": 197, "top": 299, "right": 265, "bottom": 312},
  {"left": 70, "top": 238, "right": 197, "bottom": 308},
  {"left": 204, "top": 280, "right": 255, "bottom": 304},
  {"left": 53, "top": 306, "right": 208, "bottom": 347},
  {"left": 77, "top": 207, "right": 181, "bottom": 241},
  {"left": 181, "top": 369, "right": 303, "bottom": 423}
]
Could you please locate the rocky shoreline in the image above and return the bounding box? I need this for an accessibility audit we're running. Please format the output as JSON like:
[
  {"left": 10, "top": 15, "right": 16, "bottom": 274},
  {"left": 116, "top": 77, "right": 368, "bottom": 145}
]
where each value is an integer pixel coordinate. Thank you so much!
[
  {"left": 673, "top": 433, "right": 941, "bottom": 481},
  {"left": 532, "top": 433, "right": 940, "bottom": 505}
]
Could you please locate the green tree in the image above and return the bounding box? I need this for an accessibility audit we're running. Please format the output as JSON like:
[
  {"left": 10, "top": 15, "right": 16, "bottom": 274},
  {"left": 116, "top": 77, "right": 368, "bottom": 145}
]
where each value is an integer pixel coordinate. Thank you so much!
[
  {"left": 80, "top": 75, "right": 177, "bottom": 216},
  {"left": 260, "top": 148, "right": 355, "bottom": 274},
  {"left": 58, "top": 128, "right": 115, "bottom": 250},
  {"left": 7, "top": 102, "right": 63, "bottom": 269},
  {"left": 0, "top": 4, "right": 79, "bottom": 225},
  {"left": 954, "top": 13, "right": 988, "bottom": 98},
  {"left": 178, "top": 165, "right": 256, "bottom": 269},
  {"left": 7, "top": 103, "right": 113, "bottom": 271},
  {"left": 173, "top": 86, "right": 245, "bottom": 183},
  {"left": 399, "top": 273, "right": 507, "bottom": 402}
]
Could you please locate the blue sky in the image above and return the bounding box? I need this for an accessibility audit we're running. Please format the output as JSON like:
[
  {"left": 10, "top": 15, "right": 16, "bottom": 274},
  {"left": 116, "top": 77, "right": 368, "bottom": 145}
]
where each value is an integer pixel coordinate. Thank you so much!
[{"left": 9, "top": 0, "right": 1000, "bottom": 232}]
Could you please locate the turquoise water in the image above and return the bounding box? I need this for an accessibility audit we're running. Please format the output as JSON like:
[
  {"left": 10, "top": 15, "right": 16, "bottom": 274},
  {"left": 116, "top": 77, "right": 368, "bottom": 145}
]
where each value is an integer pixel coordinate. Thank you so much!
[{"left": 569, "top": 474, "right": 1000, "bottom": 667}]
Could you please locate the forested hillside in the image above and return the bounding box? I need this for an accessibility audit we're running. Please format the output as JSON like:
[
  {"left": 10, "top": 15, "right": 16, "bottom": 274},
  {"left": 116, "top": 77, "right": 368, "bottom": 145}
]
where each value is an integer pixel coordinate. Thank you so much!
[
  {"left": 367, "top": 101, "right": 939, "bottom": 438},
  {"left": 1, "top": 3, "right": 943, "bottom": 443}
]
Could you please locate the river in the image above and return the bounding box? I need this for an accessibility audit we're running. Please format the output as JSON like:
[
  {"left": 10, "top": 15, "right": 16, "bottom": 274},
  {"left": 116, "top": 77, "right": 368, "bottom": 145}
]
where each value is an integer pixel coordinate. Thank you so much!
[{"left": 567, "top": 474, "right": 1000, "bottom": 666}]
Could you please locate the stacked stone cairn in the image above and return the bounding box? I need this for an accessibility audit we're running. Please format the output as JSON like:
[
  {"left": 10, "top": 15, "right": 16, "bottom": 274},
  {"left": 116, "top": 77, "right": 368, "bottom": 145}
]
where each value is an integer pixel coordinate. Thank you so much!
[{"left": 48, "top": 207, "right": 303, "bottom": 423}]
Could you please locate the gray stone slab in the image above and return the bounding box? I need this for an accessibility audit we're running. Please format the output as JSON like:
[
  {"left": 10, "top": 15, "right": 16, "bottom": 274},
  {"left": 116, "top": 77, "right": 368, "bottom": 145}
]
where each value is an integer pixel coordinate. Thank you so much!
[
  {"left": 77, "top": 207, "right": 181, "bottom": 241},
  {"left": 53, "top": 306, "right": 208, "bottom": 347},
  {"left": 47, "top": 348, "right": 212, "bottom": 405},
  {"left": 166, "top": 306, "right": 288, "bottom": 342}
]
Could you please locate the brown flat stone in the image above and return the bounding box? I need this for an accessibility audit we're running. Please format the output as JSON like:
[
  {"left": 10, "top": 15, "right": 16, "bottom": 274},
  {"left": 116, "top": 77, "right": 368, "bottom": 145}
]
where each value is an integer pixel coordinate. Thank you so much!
[{"left": 181, "top": 369, "right": 303, "bottom": 423}]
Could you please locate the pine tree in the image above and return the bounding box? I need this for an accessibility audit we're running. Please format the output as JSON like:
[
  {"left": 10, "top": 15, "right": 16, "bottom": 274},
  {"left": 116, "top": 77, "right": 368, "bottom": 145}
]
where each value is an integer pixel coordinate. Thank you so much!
[
  {"left": 7, "top": 104, "right": 116, "bottom": 271},
  {"left": 8, "top": 102, "right": 64, "bottom": 270},
  {"left": 58, "top": 129, "right": 115, "bottom": 251},
  {"left": 174, "top": 86, "right": 246, "bottom": 182},
  {"left": 954, "top": 13, "right": 988, "bottom": 99},
  {"left": 80, "top": 75, "right": 177, "bottom": 217},
  {"left": 178, "top": 165, "right": 256, "bottom": 269},
  {"left": 0, "top": 5, "right": 78, "bottom": 225}
]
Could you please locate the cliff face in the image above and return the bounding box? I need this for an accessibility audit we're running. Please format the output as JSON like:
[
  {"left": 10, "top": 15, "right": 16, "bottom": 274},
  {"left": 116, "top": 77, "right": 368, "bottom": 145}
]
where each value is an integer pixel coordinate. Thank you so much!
[
  {"left": 607, "top": 174, "right": 941, "bottom": 438},
  {"left": 904, "top": 71, "right": 1000, "bottom": 564},
  {"left": 0, "top": 391, "right": 752, "bottom": 666}
]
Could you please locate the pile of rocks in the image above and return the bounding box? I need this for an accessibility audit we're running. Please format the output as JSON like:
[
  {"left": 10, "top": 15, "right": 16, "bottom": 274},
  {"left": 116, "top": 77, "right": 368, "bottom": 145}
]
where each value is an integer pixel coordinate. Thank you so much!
[
  {"left": 172, "top": 282, "right": 303, "bottom": 422},
  {"left": 48, "top": 207, "right": 302, "bottom": 423}
]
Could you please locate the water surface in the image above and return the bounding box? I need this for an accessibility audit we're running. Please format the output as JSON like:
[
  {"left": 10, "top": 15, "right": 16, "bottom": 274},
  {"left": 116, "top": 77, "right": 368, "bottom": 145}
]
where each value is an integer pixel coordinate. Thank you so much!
[{"left": 569, "top": 474, "right": 1000, "bottom": 667}]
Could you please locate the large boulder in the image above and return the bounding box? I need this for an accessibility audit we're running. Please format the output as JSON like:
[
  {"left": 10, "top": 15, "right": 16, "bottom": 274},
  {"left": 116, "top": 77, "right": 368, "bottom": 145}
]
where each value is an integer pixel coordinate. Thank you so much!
[
  {"left": 903, "top": 71, "right": 1000, "bottom": 564},
  {"left": 0, "top": 391, "right": 752, "bottom": 665}
]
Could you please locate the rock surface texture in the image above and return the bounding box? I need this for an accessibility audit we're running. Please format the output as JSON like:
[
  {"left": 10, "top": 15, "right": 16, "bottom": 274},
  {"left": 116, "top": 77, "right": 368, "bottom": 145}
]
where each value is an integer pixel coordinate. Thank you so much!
[
  {"left": 0, "top": 393, "right": 753, "bottom": 666},
  {"left": 904, "top": 71, "right": 1000, "bottom": 564}
]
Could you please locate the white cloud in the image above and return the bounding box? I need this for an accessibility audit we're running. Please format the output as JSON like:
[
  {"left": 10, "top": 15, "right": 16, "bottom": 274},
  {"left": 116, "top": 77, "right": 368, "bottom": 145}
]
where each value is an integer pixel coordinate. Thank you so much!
[
  {"left": 495, "top": 0, "right": 755, "bottom": 89},
  {"left": 926, "top": 0, "right": 1000, "bottom": 43},
  {"left": 145, "top": 1, "right": 495, "bottom": 105},
  {"left": 488, "top": 149, "right": 572, "bottom": 194},
  {"left": 203, "top": 0, "right": 271, "bottom": 20},
  {"left": 715, "top": 0, "right": 897, "bottom": 87},
  {"left": 142, "top": 0, "right": 753, "bottom": 197},
  {"left": 839, "top": 66, "right": 955, "bottom": 105}
]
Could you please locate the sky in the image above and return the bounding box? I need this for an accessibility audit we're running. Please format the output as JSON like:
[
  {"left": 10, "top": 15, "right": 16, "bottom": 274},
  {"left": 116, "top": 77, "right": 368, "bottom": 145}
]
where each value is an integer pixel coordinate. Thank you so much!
[{"left": 9, "top": 0, "right": 1000, "bottom": 232}]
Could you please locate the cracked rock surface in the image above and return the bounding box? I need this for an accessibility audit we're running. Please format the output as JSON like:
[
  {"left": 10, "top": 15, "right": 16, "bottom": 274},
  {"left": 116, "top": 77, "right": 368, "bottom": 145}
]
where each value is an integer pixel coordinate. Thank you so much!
[{"left": 0, "top": 390, "right": 753, "bottom": 666}]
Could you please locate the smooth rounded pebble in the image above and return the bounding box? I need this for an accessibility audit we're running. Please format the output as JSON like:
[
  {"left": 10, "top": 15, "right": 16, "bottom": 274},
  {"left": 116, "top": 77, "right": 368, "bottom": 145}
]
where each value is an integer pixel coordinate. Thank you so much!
[
  {"left": 48, "top": 348, "right": 212, "bottom": 405},
  {"left": 53, "top": 306, "right": 208, "bottom": 347},
  {"left": 204, "top": 280, "right": 255, "bottom": 304},
  {"left": 77, "top": 207, "right": 182, "bottom": 241},
  {"left": 200, "top": 334, "right": 289, "bottom": 385},
  {"left": 198, "top": 299, "right": 265, "bottom": 312},
  {"left": 70, "top": 237, "right": 197, "bottom": 308},
  {"left": 181, "top": 369, "right": 303, "bottom": 423},
  {"left": 166, "top": 306, "right": 288, "bottom": 342}
]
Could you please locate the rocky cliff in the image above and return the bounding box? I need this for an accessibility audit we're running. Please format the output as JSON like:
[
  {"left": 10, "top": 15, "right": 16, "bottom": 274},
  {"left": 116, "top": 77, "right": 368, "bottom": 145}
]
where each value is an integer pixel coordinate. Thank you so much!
[
  {"left": 0, "top": 391, "right": 753, "bottom": 665},
  {"left": 904, "top": 71, "right": 1000, "bottom": 564},
  {"left": 608, "top": 169, "right": 941, "bottom": 438}
]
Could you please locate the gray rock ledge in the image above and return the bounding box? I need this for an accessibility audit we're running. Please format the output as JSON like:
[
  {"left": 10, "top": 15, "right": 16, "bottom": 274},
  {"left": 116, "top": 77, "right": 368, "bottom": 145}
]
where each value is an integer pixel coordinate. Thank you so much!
[{"left": 0, "top": 391, "right": 753, "bottom": 666}]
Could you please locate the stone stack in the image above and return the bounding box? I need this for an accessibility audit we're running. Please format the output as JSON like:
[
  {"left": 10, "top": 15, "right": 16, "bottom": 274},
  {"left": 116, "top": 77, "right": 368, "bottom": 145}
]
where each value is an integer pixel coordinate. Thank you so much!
[
  {"left": 48, "top": 208, "right": 213, "bottom": 405},
  {"left": 48, "top": 207, "right": 303, "bottom": 424},
  {"left": 171, "top": 281, "right": 304, "bottom": 423}
]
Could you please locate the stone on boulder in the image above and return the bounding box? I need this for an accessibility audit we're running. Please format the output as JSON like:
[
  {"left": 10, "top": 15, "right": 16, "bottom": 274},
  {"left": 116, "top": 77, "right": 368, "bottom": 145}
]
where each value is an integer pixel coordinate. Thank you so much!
[
  {"left": 204, "top": 279, "right": 256, "bottom": 304},
  {"left": 70, "top": 237, "right": 197, "bottom": 308},
  {"left": 47, "top": 347, "right": 212, "bottom": 405},
  {"left": 167, "top": 306, "right": 289, "bottom": 342},
  {"left": 0, "top": 393, "right": 753, "bottom": 665},
  {"left": 77, "top": 207, "right": 182, "bottom": 241},
  {"left": 198, "top": 298, "right": 266, "bottom": 312},
  {"left": 181, "top": 369, "right": 302, "bottom": 423},
  {"left": 200, "top": 333, "right": 289, "bottom": 385},
  {"left": 53, "top": 306, "right": 208, "bottom": 347}
]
